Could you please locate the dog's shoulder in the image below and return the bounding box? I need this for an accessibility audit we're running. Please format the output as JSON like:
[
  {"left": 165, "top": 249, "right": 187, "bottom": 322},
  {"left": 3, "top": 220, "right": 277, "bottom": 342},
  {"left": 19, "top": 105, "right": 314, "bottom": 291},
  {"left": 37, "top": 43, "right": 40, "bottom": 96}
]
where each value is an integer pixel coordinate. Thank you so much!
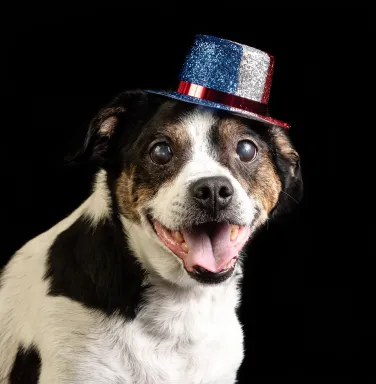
[
  {"left": 0, "top": 224, "right": 57, "bottom": 380},
  {"left": 0, "top": 198, "right": 86, "bottom": 380}
]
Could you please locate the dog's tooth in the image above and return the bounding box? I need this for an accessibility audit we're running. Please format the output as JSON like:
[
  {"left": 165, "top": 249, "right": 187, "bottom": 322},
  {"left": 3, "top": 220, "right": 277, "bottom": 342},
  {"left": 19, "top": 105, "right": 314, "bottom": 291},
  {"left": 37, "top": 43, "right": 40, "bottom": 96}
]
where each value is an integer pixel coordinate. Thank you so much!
[
  {"left": 181, "top": 242, "right": 188, "bottom": 252},
  {"left": 174, "top": 231, "right": 184, "bottom": 243},
  {"left": 230, "top": 225, "right": 239, "bottom": 241}
]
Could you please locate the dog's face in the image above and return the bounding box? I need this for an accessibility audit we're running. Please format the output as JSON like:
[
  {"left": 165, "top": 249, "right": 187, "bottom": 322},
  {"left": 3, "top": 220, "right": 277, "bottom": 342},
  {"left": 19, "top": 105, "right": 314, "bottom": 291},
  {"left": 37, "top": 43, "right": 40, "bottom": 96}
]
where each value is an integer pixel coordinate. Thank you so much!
[{"left": 79, "top": 91, "right": 302, "bottom": 286}]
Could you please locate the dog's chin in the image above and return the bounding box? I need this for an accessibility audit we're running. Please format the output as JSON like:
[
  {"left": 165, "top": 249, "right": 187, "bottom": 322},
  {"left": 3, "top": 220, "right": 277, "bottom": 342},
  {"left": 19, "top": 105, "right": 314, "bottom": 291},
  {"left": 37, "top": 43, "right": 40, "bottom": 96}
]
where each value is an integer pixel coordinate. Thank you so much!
[{"left": 146, "top": 215, "right": 251, "bottom": 285}]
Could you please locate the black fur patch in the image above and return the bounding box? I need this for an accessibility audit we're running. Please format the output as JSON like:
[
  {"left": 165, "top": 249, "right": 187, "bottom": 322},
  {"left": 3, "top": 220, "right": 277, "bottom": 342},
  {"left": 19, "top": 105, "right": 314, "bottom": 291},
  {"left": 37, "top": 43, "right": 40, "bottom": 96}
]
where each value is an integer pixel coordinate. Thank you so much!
[
  {"left": 10, "top": 345, "right": 41, "bottom": 384},
  {"left": 45, "top": 214, "right": 146, "bottom": 319}
]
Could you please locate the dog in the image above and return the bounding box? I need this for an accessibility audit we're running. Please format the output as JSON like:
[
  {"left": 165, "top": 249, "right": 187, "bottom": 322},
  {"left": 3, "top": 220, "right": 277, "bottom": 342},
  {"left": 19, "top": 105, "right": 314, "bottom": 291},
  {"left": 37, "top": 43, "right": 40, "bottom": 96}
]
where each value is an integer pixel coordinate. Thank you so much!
[{"left": 0, "top": 90, "right": 302, "bottom": 383}]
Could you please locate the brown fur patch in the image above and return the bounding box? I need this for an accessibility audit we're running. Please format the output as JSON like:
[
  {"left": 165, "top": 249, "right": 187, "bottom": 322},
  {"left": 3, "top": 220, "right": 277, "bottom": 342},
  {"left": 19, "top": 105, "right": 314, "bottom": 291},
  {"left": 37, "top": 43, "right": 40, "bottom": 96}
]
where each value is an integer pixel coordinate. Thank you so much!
[
  {"left": 99, "top": 116, "right": 118, "bottom": 136},
  {"left": 115, "top": 167, "right": 141, "bottom": 223},
  {"left": 160, "top": 122, "right": 193, "bottom": 158},
  {"left": 218, "top": 118, "right": 282, "bottom": 214},
  {"left": 116, "top": 168, "right": 168, "bottom": 223},
  {"left": 271, "top": 126, "right": 300, "bottom": 176},
  {"left": 250, "top": 152, "right": 282, "bottom": 213}
]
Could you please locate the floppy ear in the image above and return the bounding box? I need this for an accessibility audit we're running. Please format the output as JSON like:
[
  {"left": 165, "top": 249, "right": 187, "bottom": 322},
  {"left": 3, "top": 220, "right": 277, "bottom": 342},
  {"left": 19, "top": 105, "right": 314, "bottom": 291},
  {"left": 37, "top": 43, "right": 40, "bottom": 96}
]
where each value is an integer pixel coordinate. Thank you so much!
[
  {"left": 68, "top": 90, "right": 150, "bottom": 165},
  {"left": 269, "top": 126, "right": 303, "bottom": 218}
]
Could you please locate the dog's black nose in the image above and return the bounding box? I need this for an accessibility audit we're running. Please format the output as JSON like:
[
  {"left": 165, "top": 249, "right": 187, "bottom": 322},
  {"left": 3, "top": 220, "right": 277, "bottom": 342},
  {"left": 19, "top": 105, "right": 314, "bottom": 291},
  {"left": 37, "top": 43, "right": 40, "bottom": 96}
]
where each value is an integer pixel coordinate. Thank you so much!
[{"left": 190, "top": 176, "right": 234, "bottom": 213}]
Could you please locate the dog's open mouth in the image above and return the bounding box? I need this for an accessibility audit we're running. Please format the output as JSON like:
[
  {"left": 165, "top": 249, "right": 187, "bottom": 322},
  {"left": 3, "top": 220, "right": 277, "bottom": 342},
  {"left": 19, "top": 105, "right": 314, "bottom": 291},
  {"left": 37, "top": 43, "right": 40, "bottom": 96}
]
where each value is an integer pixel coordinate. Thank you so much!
[{"left": 151, "top": 220, "right": 251, "bottom": 275}]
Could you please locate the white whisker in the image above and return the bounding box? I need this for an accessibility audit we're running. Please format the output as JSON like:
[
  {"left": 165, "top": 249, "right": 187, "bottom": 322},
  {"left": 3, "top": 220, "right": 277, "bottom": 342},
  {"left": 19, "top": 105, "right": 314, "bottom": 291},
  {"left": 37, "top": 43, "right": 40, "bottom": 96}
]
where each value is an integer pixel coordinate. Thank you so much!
[{"left": 281, "top": 190, "right": 299, "bottom": 204}]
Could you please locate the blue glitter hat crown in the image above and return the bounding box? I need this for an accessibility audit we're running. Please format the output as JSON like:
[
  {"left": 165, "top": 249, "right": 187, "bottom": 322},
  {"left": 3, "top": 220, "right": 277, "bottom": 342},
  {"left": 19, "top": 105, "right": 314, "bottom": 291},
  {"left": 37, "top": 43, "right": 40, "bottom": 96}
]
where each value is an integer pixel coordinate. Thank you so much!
[{"left": 148, "top": 35, "right": 289, "bottom": 129}]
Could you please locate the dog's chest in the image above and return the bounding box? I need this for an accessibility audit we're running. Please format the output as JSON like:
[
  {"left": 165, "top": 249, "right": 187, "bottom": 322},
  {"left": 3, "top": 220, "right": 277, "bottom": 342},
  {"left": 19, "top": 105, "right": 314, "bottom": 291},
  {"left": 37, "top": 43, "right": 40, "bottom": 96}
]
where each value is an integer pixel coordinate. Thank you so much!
[
  {"left": 67, "top": 284, "right": 243, "bottom": 384},
  {"left": 125, "top": 288, "right": 243, "bottom": 383}
]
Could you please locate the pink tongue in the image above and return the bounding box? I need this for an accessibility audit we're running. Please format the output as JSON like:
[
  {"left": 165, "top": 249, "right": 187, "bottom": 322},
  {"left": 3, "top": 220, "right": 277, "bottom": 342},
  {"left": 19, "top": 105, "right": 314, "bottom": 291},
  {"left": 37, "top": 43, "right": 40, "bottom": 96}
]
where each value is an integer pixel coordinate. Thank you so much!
[{"left": 181, "top": 223, "right": 237, "bottom": 273}]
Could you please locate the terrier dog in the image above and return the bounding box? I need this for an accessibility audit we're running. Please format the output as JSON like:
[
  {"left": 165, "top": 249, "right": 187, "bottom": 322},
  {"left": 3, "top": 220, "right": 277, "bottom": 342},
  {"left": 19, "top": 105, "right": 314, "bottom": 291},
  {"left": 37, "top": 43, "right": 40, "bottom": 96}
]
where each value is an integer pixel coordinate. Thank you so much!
[{"left": 0, "top": 90, "right": 302, "bottom": 383}]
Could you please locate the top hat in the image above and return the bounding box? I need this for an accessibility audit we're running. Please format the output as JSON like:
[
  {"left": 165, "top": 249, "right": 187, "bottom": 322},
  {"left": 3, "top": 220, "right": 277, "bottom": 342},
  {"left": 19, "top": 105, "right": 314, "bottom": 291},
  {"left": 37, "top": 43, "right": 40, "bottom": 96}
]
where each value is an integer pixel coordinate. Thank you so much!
[{"left": 148, "top": 34, "right": 289, "bottom": 129}]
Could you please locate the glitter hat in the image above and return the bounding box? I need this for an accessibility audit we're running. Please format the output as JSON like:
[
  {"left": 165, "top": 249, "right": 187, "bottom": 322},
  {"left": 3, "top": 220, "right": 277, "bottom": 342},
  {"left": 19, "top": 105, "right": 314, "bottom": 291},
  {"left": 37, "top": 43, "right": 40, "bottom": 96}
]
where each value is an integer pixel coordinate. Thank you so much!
[{"left": 148, "top": 34, "right": 289, "bottom": 129}]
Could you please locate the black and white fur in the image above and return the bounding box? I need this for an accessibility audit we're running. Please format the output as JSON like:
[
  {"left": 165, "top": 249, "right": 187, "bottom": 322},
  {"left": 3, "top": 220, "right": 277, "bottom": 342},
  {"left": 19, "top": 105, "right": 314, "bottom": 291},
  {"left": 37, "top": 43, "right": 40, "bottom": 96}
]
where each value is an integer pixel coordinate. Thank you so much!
[{"left": 0, "top": 91, "right": 302, "bottom": 383}]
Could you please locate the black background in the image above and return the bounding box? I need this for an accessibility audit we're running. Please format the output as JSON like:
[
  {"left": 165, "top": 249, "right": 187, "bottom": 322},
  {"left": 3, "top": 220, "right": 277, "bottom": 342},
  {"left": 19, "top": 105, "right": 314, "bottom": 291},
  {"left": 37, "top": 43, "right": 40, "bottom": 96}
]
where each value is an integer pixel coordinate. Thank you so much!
[{"left": 5, "top": 7, "right": 364, "bottom": 382}]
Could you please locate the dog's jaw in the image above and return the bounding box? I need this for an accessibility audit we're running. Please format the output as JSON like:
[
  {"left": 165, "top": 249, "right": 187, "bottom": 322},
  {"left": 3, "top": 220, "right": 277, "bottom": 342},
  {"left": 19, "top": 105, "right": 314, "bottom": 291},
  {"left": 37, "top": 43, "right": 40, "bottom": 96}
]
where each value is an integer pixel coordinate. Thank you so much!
[{"left": 119, "top": 207, "right": 263, "bottom": 287}]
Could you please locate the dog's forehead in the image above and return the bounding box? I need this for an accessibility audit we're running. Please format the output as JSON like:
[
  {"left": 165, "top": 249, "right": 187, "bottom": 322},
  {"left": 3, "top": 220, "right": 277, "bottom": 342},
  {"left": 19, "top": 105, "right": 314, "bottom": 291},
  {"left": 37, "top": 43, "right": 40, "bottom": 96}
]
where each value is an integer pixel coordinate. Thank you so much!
[
  {"left": 178, "top": 107, "right": 218, "bottom": 139},
  {"left": 144, "top": 100, "right": 257, "bottom": 146},
  {"left": 148, "top": 101, "right": 216, "bottom": 132}
]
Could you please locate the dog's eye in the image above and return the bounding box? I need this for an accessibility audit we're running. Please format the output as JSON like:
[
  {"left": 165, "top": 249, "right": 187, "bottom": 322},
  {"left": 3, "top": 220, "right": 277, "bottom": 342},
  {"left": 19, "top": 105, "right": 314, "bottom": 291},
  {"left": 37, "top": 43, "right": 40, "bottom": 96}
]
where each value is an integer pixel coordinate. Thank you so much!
[
  {"left": 236, "top": 140, "right": 257, "bottom": 162},
  {"left": 150, "top": 142, "right": 173, "bottom": 165}
]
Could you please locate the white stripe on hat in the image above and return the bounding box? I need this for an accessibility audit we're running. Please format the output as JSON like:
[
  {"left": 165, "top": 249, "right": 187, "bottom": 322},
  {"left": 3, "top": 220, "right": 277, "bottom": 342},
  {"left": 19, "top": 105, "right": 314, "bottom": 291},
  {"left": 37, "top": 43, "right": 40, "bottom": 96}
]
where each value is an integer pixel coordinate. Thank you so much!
[{"left": 236, "top": 45, "right": 270, "bottom": 102}]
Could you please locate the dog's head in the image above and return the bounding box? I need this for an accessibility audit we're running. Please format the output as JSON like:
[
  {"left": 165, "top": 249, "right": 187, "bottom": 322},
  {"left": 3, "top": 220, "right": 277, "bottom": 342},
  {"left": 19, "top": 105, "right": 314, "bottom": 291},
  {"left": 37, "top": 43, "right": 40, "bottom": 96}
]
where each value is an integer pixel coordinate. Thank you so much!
[{"left": 75, "top": 90, "right": 302, "bottom": 286}]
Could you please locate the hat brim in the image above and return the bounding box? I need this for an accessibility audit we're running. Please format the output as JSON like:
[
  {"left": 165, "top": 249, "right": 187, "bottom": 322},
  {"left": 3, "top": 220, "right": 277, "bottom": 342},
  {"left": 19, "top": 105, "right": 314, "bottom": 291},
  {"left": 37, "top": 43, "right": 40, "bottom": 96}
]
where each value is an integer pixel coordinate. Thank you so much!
[{"left": 146, "top": 91, "right": 290, "bottom": 129}]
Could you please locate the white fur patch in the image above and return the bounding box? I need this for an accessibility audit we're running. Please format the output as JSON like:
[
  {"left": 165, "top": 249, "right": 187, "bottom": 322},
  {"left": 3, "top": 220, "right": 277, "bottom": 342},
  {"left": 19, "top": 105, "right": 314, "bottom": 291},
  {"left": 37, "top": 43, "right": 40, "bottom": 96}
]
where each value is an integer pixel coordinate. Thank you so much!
[{"left": 83, "top": 169, "right": 112, "bottom": 224}]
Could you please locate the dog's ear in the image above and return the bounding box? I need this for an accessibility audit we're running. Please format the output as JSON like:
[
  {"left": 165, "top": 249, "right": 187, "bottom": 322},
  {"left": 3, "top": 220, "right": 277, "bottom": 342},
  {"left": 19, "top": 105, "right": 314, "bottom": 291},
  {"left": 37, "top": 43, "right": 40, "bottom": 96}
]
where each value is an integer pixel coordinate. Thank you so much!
[
  {"left": 269, "top": 126, "right": 303, "bottom": 218},
  {"left": 68, "top": 90, "right": 150, "bottom": 165}
]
